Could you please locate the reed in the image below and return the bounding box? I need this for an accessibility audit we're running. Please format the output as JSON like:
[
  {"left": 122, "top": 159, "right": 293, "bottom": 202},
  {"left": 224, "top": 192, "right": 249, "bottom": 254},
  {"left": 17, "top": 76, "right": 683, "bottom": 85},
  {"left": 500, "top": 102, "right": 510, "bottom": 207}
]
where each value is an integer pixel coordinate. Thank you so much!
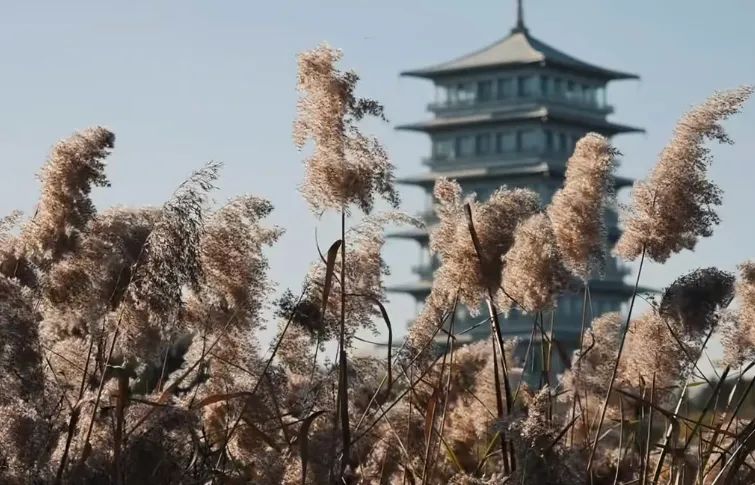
[{"left": 0, "top": 46, "right": 752, "bottom": 484}]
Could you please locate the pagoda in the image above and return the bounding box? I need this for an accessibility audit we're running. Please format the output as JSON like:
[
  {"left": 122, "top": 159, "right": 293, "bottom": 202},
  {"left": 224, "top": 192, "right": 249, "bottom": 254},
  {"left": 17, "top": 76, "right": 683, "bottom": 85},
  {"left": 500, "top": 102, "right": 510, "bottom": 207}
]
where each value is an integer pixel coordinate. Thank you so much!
[{"left": 389, "top": 1, "right": 643, "bottom": 376}]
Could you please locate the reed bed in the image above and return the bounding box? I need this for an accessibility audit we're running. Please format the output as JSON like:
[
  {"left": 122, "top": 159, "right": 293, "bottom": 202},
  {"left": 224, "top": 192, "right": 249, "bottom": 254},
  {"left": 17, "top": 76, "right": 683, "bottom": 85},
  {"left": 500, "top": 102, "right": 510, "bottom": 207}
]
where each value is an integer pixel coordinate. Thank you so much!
[{"left": 0, "top": 43, "right": 753, "bottom": 484}]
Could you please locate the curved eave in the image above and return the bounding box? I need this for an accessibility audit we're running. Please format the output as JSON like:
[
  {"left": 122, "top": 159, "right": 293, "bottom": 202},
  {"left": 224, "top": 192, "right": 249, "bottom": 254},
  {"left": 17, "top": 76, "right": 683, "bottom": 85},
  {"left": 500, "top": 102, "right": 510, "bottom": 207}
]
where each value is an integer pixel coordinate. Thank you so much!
[
  {"left": 396, "top": 164, "right": 634, "bottom": 190},
  {"left": 544, "top": 60, "right": 639, "bottom": 82},
  {"left": 387, "top": 280, "right": 432, "bottom": 298},
  {"left": 549, "top": 113, "right": 645, "bottom": 136},
  {"left": 400, "top": 29, "right": 639, "bottom": 83},
  {"left": 397, "top": 112, "right": 644, "bottom": 136},
  {"left": 397, "top": 162, "right": 549, "bottom": 187},
  {"left": 387, "top": 227, "right": 429, "bottom": 242},
  {"left": 396, "top": 109, "right": 546, "bottom": 132},
  {"left": 548, "top": 167, "right": 634, "bottom": 189},
  {"left": 587, "top": 280, "right": 656, "bottom": 296},
  {"left": 390, "top": 220, "right": 625, "bottom": 242},
  {"left": 388, "top": 278, "right": 654, "bottom": 300},
  {"left": 402, "top": 61, "right": 638, "bottom": 83},
  {"left": 614, "top": 175, "right": 634, "bottom": 189},
  {"left": 607, "top": 226, "right": 622, "bottom": 243}
]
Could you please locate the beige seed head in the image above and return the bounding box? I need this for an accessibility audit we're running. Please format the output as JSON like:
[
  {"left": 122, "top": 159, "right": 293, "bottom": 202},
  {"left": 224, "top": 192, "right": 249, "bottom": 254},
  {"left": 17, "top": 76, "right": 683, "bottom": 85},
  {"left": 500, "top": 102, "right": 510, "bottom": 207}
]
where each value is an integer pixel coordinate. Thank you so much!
[
  {"left": 549, "top": 133, "right": 618, "bottom": 279},
  {"left": 616, "top": 86, "right": 752, "bottom": 263}
]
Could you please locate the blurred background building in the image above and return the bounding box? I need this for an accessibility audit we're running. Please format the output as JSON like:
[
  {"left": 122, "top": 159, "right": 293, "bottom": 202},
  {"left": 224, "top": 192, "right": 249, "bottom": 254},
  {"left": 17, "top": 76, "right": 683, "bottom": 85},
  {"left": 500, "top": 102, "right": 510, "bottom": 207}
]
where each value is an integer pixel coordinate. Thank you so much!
[{"left": 388, "top": 1, "right": 643, "bottom": 380}]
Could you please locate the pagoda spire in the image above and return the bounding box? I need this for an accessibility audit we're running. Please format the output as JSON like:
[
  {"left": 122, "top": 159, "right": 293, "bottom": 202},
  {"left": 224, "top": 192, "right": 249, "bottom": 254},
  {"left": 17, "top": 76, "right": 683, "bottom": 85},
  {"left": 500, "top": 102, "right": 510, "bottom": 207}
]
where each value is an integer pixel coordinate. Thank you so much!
[{"left": 513, "top": 0, "right": 528, "bottom": 33}]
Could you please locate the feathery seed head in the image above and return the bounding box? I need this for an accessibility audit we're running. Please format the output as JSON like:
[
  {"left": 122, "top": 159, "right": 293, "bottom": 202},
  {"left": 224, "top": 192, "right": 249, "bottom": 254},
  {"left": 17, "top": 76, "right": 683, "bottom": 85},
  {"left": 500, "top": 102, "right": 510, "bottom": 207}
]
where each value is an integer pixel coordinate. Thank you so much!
[
  {"left": 738, "top": 260, "right": 755, "bottom": 339},
  {"left": 189, "top": 195, "right": 281, "bottom": 334},
  {"left": 549, "top": 133, "right": 618, "bottom": 279},
  {"left": 295, "top": 43, "right": 398, "bottom": 214},
  {"left": 302, "top": 212, "right": 414, "bottom": 344},
  {"left": 119, "top": 162, "right": 219, "bottom": 361},
  {"left": 0, "top": 276, "right": 44, "bottom": 403},
  {"left": 499, "top": 213, "right": 571, "bottom": 313},
  {"left": 618, "top": 311, "right": 687, "bottom": 402},
  {"left": 22, "top": 126, "right": 114, "bottom": 265},
  {"left": 42, "top": 207, "right": 158, "bottom": 340},
  {"left": 430, "top": 178, "right": 540, "bottom": 313},
  {"left": 659, "top": 267, "right": 735, "bottom": 336},
  {"left": 722, "top": 261, "right": 755, "bottom": 366},
  {"left": 616, "top": 86, "right": 752, "bottom": 262}
]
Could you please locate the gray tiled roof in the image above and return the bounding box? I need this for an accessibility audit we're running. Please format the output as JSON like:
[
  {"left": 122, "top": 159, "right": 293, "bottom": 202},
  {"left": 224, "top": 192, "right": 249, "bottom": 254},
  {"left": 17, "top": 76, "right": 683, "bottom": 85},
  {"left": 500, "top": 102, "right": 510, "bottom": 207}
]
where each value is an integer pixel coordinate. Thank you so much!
[
  {"left": 402, "top": 29, "right": 638, "bottom": 81},
  {"left": 396, "top": 163, "right": 634, "bottom": 189},
  {"left": 396, "top": 107, "right": 644, "bottom": 135}
]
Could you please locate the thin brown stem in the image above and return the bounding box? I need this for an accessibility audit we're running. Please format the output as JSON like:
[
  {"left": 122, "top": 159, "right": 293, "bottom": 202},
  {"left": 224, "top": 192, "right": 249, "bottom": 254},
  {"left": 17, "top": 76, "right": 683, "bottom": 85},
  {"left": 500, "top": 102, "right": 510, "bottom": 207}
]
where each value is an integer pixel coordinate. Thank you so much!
[
  {"left": 587, "top": 246, "right": 646, "bottom": 473},
  {"left": 337, "top": 208, "right": 351, "bottom": 476},
  {"left": 112, "top": 370, "right": 128, "bottom": 485}
]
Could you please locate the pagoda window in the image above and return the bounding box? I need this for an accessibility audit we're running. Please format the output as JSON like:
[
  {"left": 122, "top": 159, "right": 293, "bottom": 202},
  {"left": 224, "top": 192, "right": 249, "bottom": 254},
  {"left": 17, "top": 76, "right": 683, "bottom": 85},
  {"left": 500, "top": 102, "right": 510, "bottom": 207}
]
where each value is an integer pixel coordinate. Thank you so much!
[
  {"left": 566, "top": 80, "right": 577, "bottom": 101},
  {"left": 447, "top": 85, "right": 458, "bottom": 103},
  {"left": 559, "top": 133, "right": 568, "bottom": 152},
  {"left": 497, "top": 78, "right": 514, "bottom": 99},
  {"left": 456, "top": 135, "right": 475, "bottom": 157},
  {"left": 540, "top": 75, "right": 550, "bottom": 97},
  {"left": 477, "top": 80, "right": 493, "bottom": 102},
  {"left": 519, "top": 129, "right": 541, "bottom": 152},
  {"left": 518, "top": 76, "right": 537, "bottom": 97},
  {"left": 476, "top": 133, "right": 492, "bottom": 155},
  {"left": 453, "top": 83, "right": 475, "bottom": 104},
  {"left": 473, "top": 185, "right": 491, "bottom": 200},
  {"left": 572, "top": 134, "right": 581, "bottom": 150},
  {"left": 496, "top": 132, "right": 516, "bottom": 153},
  {"left": 581, "top": 85, "right": 593, "bottom": 105},
  {"left": 434, "top": 139, "right": 455, "bottom": 160},
  {"left": 544, "top": 130, "right": 554, "bottom": 152},
  {"left": 436, "top": 85, "right": 449, "bottom": 104},
  {"left": 554, "top": 78, "right": 564, "bottom": 98},
  {"left": 596, "top": 86, "right": 607, "bottom": 107},
  {"left": 560, "top": 297, "right": 571, "bottom": 316}
]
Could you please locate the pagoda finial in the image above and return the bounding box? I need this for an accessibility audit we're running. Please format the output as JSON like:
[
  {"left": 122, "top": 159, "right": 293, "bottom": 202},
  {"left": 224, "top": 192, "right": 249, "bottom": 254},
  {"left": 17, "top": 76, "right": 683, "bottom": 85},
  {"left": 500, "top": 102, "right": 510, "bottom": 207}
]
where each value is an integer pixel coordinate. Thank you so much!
[{"left": 513, "top": 0, "right": 527, "bottom": 33}]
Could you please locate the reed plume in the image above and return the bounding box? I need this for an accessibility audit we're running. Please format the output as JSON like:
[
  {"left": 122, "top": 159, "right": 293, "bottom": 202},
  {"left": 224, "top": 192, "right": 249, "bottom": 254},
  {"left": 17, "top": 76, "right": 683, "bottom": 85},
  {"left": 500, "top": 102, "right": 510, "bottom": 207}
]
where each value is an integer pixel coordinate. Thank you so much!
[
  {"left": 188, "top": 195, "right": 282, "bottom": 334},
  {"left": 500, "top": 213, "right": 570, "bottom": 313},
  {"left": 0, "top": 43, "right": 752, "bottom": 485},
  {"left": 616, "top": 86, "right": 752, "bottom": 262},
  {"left": 430, "top": 177, "right": 540, "bottom": 313},
  {"left": 21, "top": 127, "right": 114, "bottom": 265},
  {"left": 720, "top": 261, "right": 755, "bottom": 366},
  {"left": 658, "top": 266, "right": 735, "bottom": 336},
  {"left": 299, "top": 212, "right": 413, "bottom": 344},
  {"left": 294, "top": 43, "right": 398, "bottom": 214},
  {"left": 738, "top": 261, "right": 755, "bottom": 339},
  {"left": 41, "top": 207, "right": 158, "bottom": 340},
  {"left": 0, "top": 275, "right": 44, "bottom": 403},
  {"left": 118, "top": 162, "right": 219, "bottom": 361},
  {"left": 549, "top": 133, "right": 618, "bottom": 279}
]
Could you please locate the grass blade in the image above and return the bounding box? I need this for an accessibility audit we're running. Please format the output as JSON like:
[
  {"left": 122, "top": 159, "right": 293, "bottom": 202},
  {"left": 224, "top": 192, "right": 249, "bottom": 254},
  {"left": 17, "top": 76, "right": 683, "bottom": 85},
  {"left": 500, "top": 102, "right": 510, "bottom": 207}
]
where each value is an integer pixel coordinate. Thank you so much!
[{"left": 298, "top": 410, "right": 326, "bottom": 484}]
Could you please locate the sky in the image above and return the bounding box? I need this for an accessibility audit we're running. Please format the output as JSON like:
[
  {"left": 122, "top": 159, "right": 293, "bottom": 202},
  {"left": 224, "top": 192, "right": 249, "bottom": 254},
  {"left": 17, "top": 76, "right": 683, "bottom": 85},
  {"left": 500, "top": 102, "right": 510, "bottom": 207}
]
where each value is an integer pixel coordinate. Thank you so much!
[{"left": 0, "top": 0, "right": 753, "bottom": 347}]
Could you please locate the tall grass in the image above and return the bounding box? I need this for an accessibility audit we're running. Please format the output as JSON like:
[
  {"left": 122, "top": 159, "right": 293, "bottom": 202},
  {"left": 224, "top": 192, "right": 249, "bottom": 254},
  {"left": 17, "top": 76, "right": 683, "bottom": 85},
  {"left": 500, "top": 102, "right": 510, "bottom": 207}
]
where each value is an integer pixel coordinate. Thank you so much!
[{"left": 0, "top": 43, "right": 752, "bottom": 484}]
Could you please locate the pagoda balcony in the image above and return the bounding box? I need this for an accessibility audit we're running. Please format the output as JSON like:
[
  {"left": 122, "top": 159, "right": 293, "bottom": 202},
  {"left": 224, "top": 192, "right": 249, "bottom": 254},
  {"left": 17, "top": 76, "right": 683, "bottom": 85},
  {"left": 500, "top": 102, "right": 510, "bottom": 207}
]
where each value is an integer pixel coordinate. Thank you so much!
[
  {"left": 422, "top": 149, "right": 553, "bottom": 168},
  {"left": 427, "top": 93, "right": 614, "bottom": 117},
  {"left": 411, "top": 264, "right": 435, "bottom": 279},
  {"left": 415, "top": 208, "right": 439, "bottom": 223}
]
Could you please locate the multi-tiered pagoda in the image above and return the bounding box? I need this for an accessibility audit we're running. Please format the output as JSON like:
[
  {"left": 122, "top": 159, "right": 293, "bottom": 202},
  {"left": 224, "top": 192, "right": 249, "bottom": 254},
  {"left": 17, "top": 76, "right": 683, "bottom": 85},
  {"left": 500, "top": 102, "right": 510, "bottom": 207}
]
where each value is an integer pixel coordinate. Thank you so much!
[{"left": 390, "top": 3, "right": 642, "bottom": 375}]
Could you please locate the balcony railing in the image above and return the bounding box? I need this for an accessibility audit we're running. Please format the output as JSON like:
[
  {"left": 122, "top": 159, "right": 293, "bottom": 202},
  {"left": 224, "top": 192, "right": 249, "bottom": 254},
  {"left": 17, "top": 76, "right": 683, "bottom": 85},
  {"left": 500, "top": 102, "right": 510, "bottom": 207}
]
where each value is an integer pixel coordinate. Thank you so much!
[
  {"left": 428, "top": 93, "right": 614, "bottom": 115},
  {"left": 422, "top": 148, "right": 565, "bottom": 168}
]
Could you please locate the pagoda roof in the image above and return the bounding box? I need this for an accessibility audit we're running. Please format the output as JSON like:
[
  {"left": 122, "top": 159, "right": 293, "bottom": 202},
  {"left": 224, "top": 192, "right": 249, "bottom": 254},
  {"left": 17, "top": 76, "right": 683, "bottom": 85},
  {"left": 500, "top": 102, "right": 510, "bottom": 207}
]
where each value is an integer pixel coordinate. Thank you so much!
[
  {"left": 387, "top": 278, "right": 654, "bottom": 298},
  {"left": 387, "top": 279, "right": 432, "bottom": 296},
  {"left": 387, "top": 215, "right": 625, "bottom": 244},
  {"left": 396, "top": 107, "right": 644, "bottom": 135},
  {"left": 387, "top": 227, "right": 430, "bottom": 241},
  {"left": 402, "top": 28, "right": 638, "bottom": 82},
  {"left": 396, "top": 163, "right": 635, "bottom": 189}
]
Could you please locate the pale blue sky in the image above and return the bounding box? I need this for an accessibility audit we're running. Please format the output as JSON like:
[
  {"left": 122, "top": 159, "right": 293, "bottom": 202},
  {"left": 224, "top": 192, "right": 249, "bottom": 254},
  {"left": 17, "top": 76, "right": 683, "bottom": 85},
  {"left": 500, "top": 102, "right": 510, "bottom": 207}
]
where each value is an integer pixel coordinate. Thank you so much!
[{"left": 0, "top": 1, "right": 753, "bottom": 343}]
